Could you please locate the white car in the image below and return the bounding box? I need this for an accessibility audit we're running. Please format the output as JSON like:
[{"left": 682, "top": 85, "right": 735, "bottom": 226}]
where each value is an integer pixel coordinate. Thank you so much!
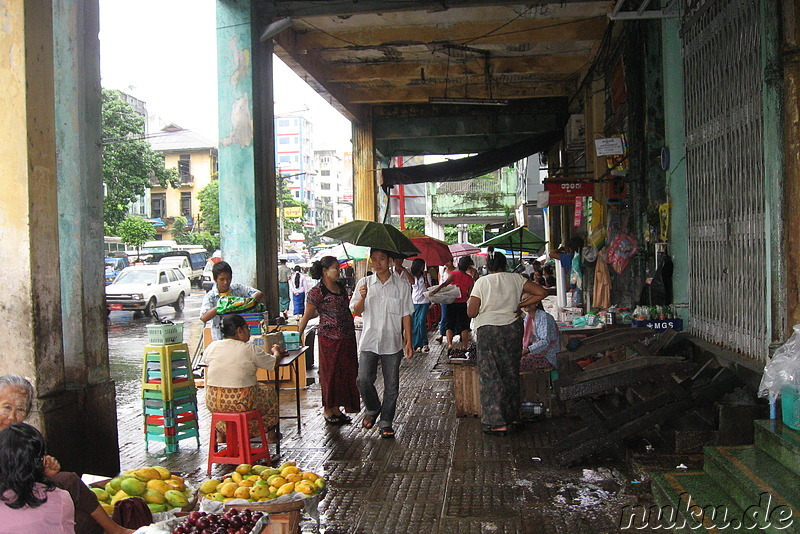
[{"left": 105, "top": 265, "right": 191, "bottom": 316}]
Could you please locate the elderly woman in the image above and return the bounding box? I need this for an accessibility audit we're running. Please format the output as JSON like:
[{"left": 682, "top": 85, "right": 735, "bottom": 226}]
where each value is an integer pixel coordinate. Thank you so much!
[
  {"left": 467, "top": 252, "right": 547, "bottom": 436},
  {"left": 202, "top": 314, "right": 282, "bottom": 435},
  {"left": 0, "top": 374, "right": 133, "bottom": 534},
  {"left": 0, "top": 423, "right": 74, "bottom": 533}
]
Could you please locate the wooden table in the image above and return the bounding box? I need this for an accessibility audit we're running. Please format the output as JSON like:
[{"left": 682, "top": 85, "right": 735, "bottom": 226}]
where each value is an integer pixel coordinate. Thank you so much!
[{"left": 270, "top": 347, "right": 307, "bottom": 456}]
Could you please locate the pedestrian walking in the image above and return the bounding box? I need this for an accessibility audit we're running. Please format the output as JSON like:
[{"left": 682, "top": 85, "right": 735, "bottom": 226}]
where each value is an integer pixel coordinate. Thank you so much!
[
  {"left": 467, "top": 251, "right": 547, "bottom": 435},
  {"left": 298, "top": 256, "right": 360, "bottom": 425},
  {"left": 277, "top": 259, "right": 292, "bottom": 315},
  {"left": 290, "top": 265, "right": 309, "bottom": 317},
  {"left": 351, "top": 248, "right": 414, "bottom": 439},
  {"left": 409, "top": 258, "right": 431, "bottom": 352},
  {"left": 430, "top": 256, "right": 476, "bottom": 350}
]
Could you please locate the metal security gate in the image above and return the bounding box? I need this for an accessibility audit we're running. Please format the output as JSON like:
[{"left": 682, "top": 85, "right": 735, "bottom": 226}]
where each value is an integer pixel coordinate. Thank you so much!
[{"left": 683, "top": 0, "right": 768, "bottom": 360}]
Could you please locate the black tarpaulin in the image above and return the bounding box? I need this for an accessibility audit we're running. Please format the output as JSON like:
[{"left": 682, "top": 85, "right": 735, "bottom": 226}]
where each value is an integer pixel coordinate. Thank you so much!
[{"left": 380, "top": 132, "right": 562, "bottom": 189}]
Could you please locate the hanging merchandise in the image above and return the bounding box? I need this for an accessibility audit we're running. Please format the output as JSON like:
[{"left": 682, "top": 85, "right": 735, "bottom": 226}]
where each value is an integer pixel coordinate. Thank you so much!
[
  {"left": 593, "top": 248, "right": 611, "bottom": 309},
  {"left": 573, "top": 196, "right": 583, "bottom": 227},
  {"left": 588, "top": 199, "right": 606, "bottom": 248},
  {"left": 605, "top": 232, "right": 638, "bottom": 274},
  {"left": 659, "top": 203, "right": 671, "bottom": 242},
  {"left": 570, "top": 250, "right": 583, "bottom": 289}
]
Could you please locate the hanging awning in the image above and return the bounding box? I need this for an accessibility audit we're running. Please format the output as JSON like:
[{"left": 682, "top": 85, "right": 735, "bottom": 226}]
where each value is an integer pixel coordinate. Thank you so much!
[
  {"left": 380, "top": 132, "right": 562, "bottom": 189},
  {"left": 150, "top": 218, "right": 166, "bottom": 227}
]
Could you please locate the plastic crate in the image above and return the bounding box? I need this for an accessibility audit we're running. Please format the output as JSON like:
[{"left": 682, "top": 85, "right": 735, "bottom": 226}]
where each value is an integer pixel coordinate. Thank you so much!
[
  {"left": 146, "top": 322, "right": 184, "bottom": 345},
  {"left": 782, "top": 385, "right": 800, "bottom": 431}
]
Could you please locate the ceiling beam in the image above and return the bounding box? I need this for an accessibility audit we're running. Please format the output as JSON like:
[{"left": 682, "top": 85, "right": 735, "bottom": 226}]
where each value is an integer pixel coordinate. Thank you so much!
[
  {"left": 290, "top": 17, "right": 608, "bottom": 50},
  {"left": 258, "top": 1, "right": 606, "bottom": 18},
  {"left": 322, "top": 54, "right": 592, "bottom": 83},
  {"left": 337, "top": 79, "right": 576, "bottom": 103}
]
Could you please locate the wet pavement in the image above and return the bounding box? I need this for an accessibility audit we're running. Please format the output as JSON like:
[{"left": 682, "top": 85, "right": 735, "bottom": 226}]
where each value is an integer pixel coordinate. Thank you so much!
[{"left": 110, "top": 307, "right": 660, "bottom": 533}]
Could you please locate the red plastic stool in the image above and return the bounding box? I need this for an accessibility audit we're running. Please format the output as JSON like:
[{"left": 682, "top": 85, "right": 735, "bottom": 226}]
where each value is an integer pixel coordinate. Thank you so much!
[{"left": 207, "top": 410, "right": 271, "bottom": 475}]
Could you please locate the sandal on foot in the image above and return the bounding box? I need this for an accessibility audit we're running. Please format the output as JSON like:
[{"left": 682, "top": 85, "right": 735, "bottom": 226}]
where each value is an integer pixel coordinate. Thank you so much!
[
  {"left": 362, "top": 415, "right": 376, "bottom": 429},
  {"left": 337, "top": 414, "right": 353, "bottom": 424},
  {"left": 380, "top": 426, "right": 396, "bottom": 439},
  {"left": 324, "top": 415, "right": 343, "bottom": 425}
]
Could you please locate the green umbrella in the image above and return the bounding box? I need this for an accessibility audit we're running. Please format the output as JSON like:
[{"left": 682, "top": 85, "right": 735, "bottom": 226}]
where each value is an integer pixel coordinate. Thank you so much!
[
  {"left": 479, "top": 226, "right": 547, "bottom": 254},
  {"left": 322, "top": 220, "right": 420, "bottom": 257}
]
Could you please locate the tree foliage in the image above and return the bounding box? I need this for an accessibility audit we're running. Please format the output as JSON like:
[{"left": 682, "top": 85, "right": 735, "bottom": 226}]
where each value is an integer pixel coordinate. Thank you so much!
[
  {"left": 102, "top": 89, "right": 178, "bottom": 229},
  {"left": 277, "top": 174, "right": 309, "bottom": 243},
  {"left": 197, "top": 178, "right": 220, "bottom": 234},
  {"left": 172, "top": 217, "right": 219, "bottom": 252},
  {"left": 116, "top": 216, "right": 155, "bottom": 253},
  {"left": 444, "top": 223, "right": 485, "bottom": 244}
]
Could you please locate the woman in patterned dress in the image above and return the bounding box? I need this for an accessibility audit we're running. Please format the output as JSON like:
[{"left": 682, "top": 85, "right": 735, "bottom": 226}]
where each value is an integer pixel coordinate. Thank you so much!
[{"left": 298, "top": 256, "right": 360, "bottom": 425}]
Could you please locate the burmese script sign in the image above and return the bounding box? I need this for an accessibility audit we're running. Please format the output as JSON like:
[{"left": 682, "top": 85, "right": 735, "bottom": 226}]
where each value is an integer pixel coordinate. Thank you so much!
[{"left": 544, "top": 181, "right": 595, "bottom": 205}]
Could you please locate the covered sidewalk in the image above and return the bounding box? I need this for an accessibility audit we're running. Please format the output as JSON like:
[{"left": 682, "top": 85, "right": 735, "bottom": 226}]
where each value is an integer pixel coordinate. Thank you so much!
[{"left": 116, "top": 341, "right": 658, "bottom": 532}]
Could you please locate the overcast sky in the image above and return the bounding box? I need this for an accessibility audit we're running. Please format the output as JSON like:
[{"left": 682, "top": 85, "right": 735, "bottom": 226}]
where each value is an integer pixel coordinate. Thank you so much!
[{"left": 98, "top": 0, "right": 351, "bottom": 151}]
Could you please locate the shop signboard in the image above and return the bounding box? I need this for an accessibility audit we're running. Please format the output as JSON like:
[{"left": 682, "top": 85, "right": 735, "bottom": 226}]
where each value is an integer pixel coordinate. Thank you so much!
[{"left": 544, "top": 181, "right": 595, "bottom": 205}]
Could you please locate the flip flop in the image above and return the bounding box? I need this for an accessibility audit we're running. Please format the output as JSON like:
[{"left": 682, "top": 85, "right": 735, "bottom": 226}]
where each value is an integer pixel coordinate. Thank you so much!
[
  {"left": 380, "top": 426, "right": 396, "bottom": 439},
  {"left": 362, "top": 415, "right": 376, "bottom": 429},
  {"left": 324, "top": 415, "right": 343, "bottom": 425},
  {"left": 336, "top": 414, "right": 353, "bottom": 425}
]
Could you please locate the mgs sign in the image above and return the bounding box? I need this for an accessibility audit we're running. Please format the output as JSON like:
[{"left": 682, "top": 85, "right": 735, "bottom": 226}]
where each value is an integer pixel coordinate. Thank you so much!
[{"left": 544, "top": 181, "right": 595, "bottom": 205}]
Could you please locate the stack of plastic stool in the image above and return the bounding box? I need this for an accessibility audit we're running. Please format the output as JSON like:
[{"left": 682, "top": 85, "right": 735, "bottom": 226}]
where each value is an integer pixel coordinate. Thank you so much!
[
  {"left": 207, "top": 410, "right": 271, "bottom": 475},
  {"left": 141, "top": 343, "right": 200, "bottom": 453}
]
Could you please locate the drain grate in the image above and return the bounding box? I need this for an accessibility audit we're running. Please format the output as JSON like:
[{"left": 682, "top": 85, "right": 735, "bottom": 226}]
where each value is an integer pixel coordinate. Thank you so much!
[{"left": 357, "top": 501, "right": 443, "bottom": 534}]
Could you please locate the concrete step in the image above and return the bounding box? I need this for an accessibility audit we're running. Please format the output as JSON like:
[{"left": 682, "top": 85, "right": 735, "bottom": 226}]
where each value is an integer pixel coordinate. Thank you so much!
[
  {"left": 754, "top": 419, "right": 800, "bottom": 479},
  {"left": 651, "top": 470, "right": 749, "bottom": 533},
  {"left": 703, "top": 445, "right": 800, "bottom": 523}
]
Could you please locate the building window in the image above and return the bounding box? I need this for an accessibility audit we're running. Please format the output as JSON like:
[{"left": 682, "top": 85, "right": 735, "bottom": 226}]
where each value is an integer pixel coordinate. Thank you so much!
[
  {"left": 320, "top": 170, "right": 331, "bottom": 177},
  {"left": 181, "top": 192, "right": 192, "bottom": 217},
  {"left": 279, "top": 155, "right": 291, "bottom": 164},
  {"left": 278, "top": 119, "right": 290, "bottom": 127},
  {"left": 151, "top": 193, "right": 166, "bottom": 218},
  {"left": 320, "top": 183, "right": 331, "bottom": 190},
  {"left": 178, "top": 154, "right": 191, "bottom": 183},
  {"left": 279, "top": 137, "right": 290, "bottom": 144},
  {"left": 321, "top": 156, "right": 330, "bottom": 166},
  {"left": 293, "top": 191, "right": 300, "bottom": 198}
]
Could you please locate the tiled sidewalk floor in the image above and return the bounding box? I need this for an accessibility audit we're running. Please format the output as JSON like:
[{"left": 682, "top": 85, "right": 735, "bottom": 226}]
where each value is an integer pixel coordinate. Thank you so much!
[{"left": 116, "top": 340, "right": 660, "bottom": 533}]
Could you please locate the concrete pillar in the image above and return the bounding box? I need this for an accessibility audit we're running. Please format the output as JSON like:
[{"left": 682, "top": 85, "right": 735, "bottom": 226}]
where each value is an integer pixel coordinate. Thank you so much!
[
  {"left": 662, "top": 19, "right": 689, "bottom": 323},
  {"left": 783, "top": 0, "right": 800, "bottom": 330},
  {"left": 353, "top": 110, "right": 377, "bottom": 221},
  {"left": 0, "top": 0, "right": 107, "bottom": 473},
  {"left": 761, "top": 0, "right": 787, "bottom": 345},
  {"left": 52, "top": 0, "right": 120, "bottom": 475},
  {"left": 216, "top": 0, "right": 278, "bottom": 315}
]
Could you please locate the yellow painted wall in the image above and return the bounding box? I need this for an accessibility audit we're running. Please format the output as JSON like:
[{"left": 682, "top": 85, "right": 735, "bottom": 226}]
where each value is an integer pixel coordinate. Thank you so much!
[{"left": 151, "top": 148, "right": 217, "bottom": 240}]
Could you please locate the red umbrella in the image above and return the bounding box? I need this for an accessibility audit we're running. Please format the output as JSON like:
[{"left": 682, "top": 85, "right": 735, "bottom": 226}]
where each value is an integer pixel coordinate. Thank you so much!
[
  {"left": 449, "top": 243, "right": 481, "bottom": 257},
  {"left": 407, "top": 236, "right": 453, "bottom": 266}
]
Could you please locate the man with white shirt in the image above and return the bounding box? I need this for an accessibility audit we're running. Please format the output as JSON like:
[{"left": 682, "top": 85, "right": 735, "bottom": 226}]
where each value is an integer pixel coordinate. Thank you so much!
[{"left": 351, "top": 248, "right": 414, "bottom": 439}]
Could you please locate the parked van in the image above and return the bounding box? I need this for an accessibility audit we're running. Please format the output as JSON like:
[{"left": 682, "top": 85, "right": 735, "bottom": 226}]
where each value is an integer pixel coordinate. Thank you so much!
[{"left": 156, "top": 250, "right": 207, "bottom": 287}]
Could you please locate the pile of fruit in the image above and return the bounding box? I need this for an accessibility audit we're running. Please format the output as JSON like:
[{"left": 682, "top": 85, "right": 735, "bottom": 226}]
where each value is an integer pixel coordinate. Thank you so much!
[
  {"left": 171, "top": 509, "right": 265, "bottom": 534},
  {"left": 91, "top": 466, "right": 192, "bottom": 514},
  {"left": 199, "top": 462, "right": 325, "bottom": 503}
]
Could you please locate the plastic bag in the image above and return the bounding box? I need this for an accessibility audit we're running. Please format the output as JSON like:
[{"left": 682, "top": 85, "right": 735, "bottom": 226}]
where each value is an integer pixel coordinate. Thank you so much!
[
  {"left": 758, "top": 324, "right": 800, "bottom": 402},
  {"left": 425, "top": 284, "right": 460, "bottom": 305},
  {"left": 605, "top": 232, "right": 638, "bottom": 274},
  {"left": 217, "top": 296, "right": 261, "bottom": 315}
]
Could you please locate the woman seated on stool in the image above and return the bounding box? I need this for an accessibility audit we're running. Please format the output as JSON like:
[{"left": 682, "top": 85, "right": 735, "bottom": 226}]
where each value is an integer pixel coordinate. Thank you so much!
[
  {"left": 0, "top": 374, "right": 133, "bottom": 534},
  {"left": 521, "top": 301, "right": 560, "bottom": 371},
  {"left": 0, "top": 423, "right": 74, "bottom": 533},
  {"left": 203, "top": 314, "right": 284, "bottom": 437}
]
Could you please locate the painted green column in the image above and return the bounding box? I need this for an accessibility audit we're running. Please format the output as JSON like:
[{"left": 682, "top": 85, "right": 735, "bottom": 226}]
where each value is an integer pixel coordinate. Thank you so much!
[
  {"left": 216, "top": 0, "right": 278, "bottom": 314},
  {"left": 761, "top": 0, "right": 786, "bottom": 346},
  {"left": 662, "top": 18, "right": 689, "bottom": 323}
]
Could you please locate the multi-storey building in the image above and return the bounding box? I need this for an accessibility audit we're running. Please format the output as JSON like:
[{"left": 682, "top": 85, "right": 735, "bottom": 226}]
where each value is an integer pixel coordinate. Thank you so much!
[
  {"left": 149, "top": 124, "right": 218, "bottom": 240},
  {"left": 275, "top": 114, "right": 316, "bottom": 227},
  {"left": 314, "top": 149, "right": 352, "bottom": 230}
]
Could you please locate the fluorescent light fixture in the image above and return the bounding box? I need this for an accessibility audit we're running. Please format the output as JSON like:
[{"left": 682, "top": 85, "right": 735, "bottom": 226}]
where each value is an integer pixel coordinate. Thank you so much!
[
  {"left": 260, "top": 17, "right": 292, "bottom": 41},
  {"left": 428, "top": 96, "right": 509, "bottom": 106}
]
